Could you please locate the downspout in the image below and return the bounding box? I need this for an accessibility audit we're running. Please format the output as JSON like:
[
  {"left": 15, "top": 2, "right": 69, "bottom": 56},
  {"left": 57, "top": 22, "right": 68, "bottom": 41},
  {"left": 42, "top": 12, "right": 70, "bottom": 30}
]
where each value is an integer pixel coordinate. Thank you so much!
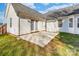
[
  {"left": 74, "top": 15, "right": 76, "bottom": 34},
  {"left": 18, "top": 17, "right": 20, "bottom": 36},
  {"left": 18, "top": 12, "right": 20, "bottom": 36}
]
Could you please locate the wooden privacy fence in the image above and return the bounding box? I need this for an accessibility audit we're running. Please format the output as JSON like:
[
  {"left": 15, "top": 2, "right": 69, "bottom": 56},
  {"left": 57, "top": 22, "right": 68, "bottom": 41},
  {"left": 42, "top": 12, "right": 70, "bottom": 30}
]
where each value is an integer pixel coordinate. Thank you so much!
[{"left": 0, "top": 24, "right": 7, "bottom": 34}]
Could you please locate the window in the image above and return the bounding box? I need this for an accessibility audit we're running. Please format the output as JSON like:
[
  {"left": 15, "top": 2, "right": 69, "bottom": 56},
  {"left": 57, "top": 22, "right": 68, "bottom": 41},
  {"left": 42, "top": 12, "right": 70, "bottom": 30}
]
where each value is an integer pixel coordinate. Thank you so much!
[
  {"left": 58, "top": 19, "right": 62, "bottom": 27},
  {"left": 10, "top": 18, "right": 12, "bottom": 27},
  {"left": 69, "top": 18, "right": 73, "bottom": 27},
  {"left": 77, "top": 18, "right": 79, "bottom": 28}
]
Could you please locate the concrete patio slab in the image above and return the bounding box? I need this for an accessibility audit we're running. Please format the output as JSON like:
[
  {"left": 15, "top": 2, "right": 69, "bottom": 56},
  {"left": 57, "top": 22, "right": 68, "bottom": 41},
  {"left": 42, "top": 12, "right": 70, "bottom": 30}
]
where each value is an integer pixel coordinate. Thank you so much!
[{"left": 20, "top": 31, "right": 58, "bottom": 47}]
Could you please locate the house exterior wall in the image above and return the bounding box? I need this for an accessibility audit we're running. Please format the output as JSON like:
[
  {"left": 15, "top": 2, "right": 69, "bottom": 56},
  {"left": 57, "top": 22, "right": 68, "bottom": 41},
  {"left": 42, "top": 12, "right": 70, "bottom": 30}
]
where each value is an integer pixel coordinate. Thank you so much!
[
  {"left": 38, "top": 21, "right": 45, "bottom": 31},
  {"left": 33, "top": 21, "right": 39, "bottom": 31},
  {"left": 68, "top": 15, "right": 75, "bottom": 34},
  {"left": 59, "top": 14, "right": 79, "bottom": 34},
  {"left": 20, "top": 18, "right": 31, "bottom": 35},
  {"left": 19, "top": 19, "right": 59, "bottom": 35},
  {"left": 6, "top": 4, "right": 19, "bottom": 35},
  {"left": 59, "top": 17, "right": 68, "bottom": 32},
  {"left": 59, "top": 16, "right": 75, "bottom": 34},
  {"left": 59, "top": 15, "right": 75, "bottom": 34},
  {"left": 6, "top": 4, "right": 59, "bottom": 36},
  {"left": 74, "top": 14, "right": 79, "bottom": 34},
  {"left": 47, "top": 20, "right": 59, "bottom": 32}
]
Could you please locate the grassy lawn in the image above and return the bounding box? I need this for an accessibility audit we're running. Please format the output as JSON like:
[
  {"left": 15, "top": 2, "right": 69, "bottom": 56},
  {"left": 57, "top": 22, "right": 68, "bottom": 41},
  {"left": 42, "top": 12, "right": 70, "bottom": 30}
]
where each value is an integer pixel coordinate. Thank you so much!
[{"left": 0, "top": 32, "right": 79, "bottom": 56}]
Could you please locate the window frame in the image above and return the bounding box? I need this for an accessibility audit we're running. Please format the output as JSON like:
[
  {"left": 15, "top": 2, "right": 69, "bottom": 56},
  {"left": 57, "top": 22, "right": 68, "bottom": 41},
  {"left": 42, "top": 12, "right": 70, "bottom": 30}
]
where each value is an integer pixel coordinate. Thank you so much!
[
  {"left": 69, "top": 18, "right": 73, "bottom": 28},
  {"left": 77, "top": 18, "right": 79, "bottom": 28},
  {"left": 58, "top": 19, "right": 62, "bottom": 27},
  {"left": 10, "top": 18, "right": 12, "bottom": 28}
]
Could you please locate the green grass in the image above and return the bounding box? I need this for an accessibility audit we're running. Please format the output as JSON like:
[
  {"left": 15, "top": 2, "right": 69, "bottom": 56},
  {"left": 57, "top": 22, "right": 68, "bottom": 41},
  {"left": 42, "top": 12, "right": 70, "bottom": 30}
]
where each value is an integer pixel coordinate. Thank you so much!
[
  {"left": 59, "top": 32, "right": 79, "bottom": 46},
  {"left": 0, "top": 33, "right": 79, "bottom": 56}
]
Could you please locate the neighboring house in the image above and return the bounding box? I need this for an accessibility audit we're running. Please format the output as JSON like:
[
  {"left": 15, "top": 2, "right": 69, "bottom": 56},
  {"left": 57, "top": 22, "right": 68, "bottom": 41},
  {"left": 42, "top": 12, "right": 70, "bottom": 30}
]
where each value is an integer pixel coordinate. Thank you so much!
[
  {"left": 45, "top": 4, "right": 79, "bottom": 34},
  {"left": 5, "top": 3, "right": 58, "bottom": 36}
]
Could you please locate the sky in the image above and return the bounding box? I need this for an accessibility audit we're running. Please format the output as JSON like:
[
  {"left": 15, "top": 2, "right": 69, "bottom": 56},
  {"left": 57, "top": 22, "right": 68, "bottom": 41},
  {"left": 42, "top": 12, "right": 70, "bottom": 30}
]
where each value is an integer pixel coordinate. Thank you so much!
[
  {"left": 0, "top": 3, "right": 74, "bottom": 23},
  {"left": 0, "top": 3, "right": 6, "bottom": 23},
  {"left": 23, "top": 3, "right": 74, "bottom": 13}
]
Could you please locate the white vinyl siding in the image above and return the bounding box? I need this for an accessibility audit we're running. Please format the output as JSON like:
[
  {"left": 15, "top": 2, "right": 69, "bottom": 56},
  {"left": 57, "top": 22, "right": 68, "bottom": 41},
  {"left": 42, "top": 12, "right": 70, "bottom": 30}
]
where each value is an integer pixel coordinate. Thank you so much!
[{"left": 7, "top": 4, "right": 19, "bottom": 35}]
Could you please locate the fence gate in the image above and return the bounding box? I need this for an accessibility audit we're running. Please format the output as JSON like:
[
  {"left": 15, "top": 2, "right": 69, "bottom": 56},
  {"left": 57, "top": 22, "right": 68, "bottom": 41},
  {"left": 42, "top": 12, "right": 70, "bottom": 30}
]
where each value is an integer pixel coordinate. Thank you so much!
[{"left": 0, "top": 24, "right": 7, "bottom": 34}]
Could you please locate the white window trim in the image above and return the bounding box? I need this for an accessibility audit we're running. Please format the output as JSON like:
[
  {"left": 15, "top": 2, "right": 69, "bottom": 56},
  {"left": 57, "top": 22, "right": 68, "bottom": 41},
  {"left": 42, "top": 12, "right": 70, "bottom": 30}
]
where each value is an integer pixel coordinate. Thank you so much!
[
  {"left": 58, "top": 19, "right": 62, "bottom": 28},
  {"left": 77, "top": 18, "right": 79, "bottom": 28},
  {"left": 69, "top": 18, "right": 73, "bottom": 28}
]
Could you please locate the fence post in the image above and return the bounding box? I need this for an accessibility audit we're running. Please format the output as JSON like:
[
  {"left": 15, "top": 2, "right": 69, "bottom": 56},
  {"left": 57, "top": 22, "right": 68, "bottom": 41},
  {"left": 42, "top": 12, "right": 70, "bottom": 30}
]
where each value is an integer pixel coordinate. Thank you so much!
[{"left": 2, "top": 25, "right": 3, "bottom": 34}]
